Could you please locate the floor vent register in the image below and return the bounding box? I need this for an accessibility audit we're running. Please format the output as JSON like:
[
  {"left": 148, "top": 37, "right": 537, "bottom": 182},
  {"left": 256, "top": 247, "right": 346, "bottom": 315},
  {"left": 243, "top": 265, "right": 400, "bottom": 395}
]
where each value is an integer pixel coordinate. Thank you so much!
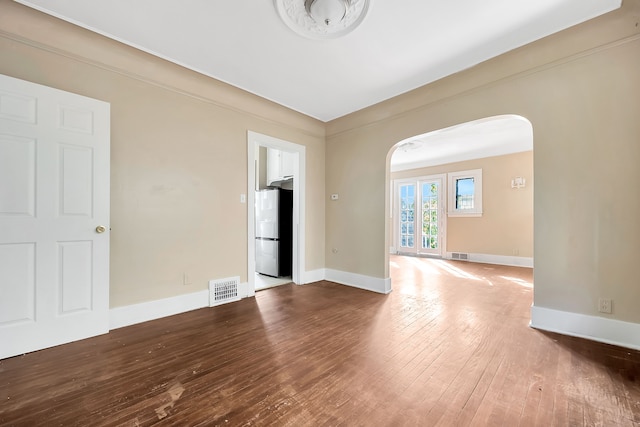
[{"left": 209, "top": 276, "right": 241, "bottom": 307}]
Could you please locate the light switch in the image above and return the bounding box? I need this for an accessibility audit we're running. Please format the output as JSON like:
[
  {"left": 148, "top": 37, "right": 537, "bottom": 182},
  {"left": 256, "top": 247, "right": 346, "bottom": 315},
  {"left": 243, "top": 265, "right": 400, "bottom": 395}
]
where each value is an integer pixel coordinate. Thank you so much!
[
  {"left": 240, "top": 194, "right": 246, "bottom": 203},
  {"left": 331, "top": 194, "right": 339, "bottom": 201}
]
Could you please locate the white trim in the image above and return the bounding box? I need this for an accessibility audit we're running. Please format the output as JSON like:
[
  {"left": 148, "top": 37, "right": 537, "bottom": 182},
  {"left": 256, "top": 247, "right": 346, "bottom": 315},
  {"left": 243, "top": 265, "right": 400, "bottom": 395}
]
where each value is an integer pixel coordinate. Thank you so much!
[
  {"left": 303, "top": 268, "right": 326, "bottom": 284},
  {"left": 238, "top": 281, "right": 253, "bottom": 298},
  {"left": 9, "top": 1, "right": 325, "bottom": 137},
  {"left": 247, "top": 131, "right": 306, "bottom": 294},
  {"left": 105, "top": 267, "right": 393, "bottom": 334},
  {"left": 325, "top": 269, "right": 392, "bottom": 294},
  {"left": 530, "top": 305, "right": 640, "bottom": 351},
  {"left": 445, "top": 252, "right": 533, "bottom": 268},
  {"left": 109, "top": 290, "right": 209, "bottom": 330},
  {"left": 447, "top": 212, "right": 483, "bottom": 218}
]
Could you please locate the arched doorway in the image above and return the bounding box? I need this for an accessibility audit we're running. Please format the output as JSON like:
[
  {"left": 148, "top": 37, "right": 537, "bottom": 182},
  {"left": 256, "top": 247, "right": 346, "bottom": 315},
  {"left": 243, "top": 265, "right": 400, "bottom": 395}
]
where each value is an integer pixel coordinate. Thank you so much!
[{"left": 385, "top": 115, "right": 534, "bottom": 290}]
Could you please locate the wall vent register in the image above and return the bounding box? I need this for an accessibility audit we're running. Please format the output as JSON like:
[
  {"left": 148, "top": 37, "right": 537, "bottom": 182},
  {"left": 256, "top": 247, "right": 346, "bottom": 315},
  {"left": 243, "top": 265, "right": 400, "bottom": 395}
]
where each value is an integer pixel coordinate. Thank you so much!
[{"left": 209, "top": 276, "right": 241, "bottom": 307}]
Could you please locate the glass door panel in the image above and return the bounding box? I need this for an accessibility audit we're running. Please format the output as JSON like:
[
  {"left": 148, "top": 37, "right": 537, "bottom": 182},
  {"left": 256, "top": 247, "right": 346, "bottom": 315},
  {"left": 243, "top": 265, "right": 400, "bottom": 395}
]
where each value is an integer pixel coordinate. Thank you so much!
[
  {"left": 421, "top": 181, "right": 440, "bottom": 254},
  {"left": 399, "top": 184, "right": 416, "bottom": 251},
  {"left": 395, "top": 176, "right": 444, "bottom": 257}
]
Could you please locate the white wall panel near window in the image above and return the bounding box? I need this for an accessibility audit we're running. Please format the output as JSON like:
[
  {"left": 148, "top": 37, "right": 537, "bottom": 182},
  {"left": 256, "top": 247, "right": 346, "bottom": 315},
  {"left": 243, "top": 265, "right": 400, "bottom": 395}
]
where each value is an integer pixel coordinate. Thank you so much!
[{"left": 0, "top": 74, "right": 110, "bottom": 359}]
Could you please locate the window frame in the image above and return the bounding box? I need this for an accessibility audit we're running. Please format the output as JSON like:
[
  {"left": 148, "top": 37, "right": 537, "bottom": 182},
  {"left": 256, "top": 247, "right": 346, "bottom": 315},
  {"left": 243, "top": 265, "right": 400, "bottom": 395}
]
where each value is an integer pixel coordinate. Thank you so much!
[{"left": 447, "top": 169, "right": 483, "bottom": 217}]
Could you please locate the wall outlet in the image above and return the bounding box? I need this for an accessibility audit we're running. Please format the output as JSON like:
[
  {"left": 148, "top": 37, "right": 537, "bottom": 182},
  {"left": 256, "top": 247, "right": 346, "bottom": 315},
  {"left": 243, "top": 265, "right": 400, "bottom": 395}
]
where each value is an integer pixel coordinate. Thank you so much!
[{"left": 598, "top": 298, "right": 612, "bottom": 314}]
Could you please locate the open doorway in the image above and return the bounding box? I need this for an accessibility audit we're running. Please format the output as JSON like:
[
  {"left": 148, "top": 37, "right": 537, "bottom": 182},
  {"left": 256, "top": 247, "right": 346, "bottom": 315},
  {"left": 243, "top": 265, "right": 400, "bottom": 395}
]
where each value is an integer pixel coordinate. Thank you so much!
[
  {"left": 247, "top": 131, "right": 306, "bottom": 296},
  {"left": 387, "top": 115, "right": 533, "bottom": 289}
]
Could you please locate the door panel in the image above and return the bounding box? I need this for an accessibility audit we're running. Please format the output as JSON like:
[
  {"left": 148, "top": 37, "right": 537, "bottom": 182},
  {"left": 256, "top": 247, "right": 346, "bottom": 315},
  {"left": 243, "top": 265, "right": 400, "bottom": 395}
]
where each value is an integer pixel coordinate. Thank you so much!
[
  {"left": 0, "top": 243, "right": 35, "bottom": 324},
  {"left": 420, "top": 180, "right": 441, "bottom": 255},
  {"left": 398, "top": 183, "right": 416, "bottom": 253},
  {"left": 58, "top": 105, "right": 95, "bottom": 134},
  {"left": 0, "top": 135, "right": 35, "bottom": 216},
  {"left": 59, "top": 144, "right": 94, "bottom": 217},
  {"left": 395, "top": 176, "right": 445, "bottom": 257},
  {"left": 59, "top": 241, "right": 93, "bottom": 314},
  {"left": 0, "top": 74, "right": 110, "bottom": 359},
  {"left": 0, "top": 90, "right": 37, "bottom": 123}
]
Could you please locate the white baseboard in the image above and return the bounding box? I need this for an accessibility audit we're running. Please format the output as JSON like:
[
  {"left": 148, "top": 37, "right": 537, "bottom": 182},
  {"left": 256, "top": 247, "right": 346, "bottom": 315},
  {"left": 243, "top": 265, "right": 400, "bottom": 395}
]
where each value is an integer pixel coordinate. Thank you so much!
[
  {"left": 303, "top": 268, "right": 326, "bottom": 284},
  {"left": 109, "top": 268, "right": 394, "bottom": 330},
  {"left": 324, "top": 269, "right": 392, "bottom": 294},
  {"left": 109, "top": 290, "right": 209, "bottom": 330},
  {"left": 530, "top": 305, "right": 640, "bottom": 351},
  {"left": 445, "top": 252, "right": 533, "bottom": 268},
  {"left": 237, "top": 281, "right": 251, "bottom": 298}
]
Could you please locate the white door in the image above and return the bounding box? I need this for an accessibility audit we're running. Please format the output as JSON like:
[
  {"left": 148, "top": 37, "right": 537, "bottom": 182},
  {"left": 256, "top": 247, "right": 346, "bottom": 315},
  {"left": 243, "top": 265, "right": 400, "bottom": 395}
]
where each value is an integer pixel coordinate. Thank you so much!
[
  {"left": 395, "top": 175, "right": 445, "bottom": 257},
  {"left": 0, "top": 74, "right": 110, "bottom": 359}
]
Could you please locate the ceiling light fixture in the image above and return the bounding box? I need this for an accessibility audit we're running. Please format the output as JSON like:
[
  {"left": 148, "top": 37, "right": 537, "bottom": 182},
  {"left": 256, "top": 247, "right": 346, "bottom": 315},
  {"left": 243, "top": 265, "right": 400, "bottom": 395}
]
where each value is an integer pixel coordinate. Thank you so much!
[
  {"left": 274, "top": 0, "right": 370, "bottom": 39},
  {"left": 397, "top": 141, "right": 421, "bottom": 152},
  {"left": 305, "top": 0, "right": 348, "bottom": 27}
]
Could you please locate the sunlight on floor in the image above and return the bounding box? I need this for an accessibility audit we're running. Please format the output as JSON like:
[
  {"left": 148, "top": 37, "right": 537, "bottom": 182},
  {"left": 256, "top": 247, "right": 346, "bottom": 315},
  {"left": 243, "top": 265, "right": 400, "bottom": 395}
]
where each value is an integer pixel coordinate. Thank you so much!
[
  {"left": 434, "top": 260, "right": 481, "bottom": 281},
  {"left": 406, "top": 256, "right": 442, "bottom": 275},
  {"left": 391, "top": 255, "right": 534, "bottom": 291},
  {"left": 500, "top": 276, "right": 533, "bottom": 288}
]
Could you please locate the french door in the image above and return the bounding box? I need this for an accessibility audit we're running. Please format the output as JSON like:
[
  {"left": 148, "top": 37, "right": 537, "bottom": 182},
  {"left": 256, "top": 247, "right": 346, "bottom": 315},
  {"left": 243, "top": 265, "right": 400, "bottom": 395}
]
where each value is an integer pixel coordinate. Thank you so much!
[{"left": 395, "top": 175, "right": 445, "bottom": 256}]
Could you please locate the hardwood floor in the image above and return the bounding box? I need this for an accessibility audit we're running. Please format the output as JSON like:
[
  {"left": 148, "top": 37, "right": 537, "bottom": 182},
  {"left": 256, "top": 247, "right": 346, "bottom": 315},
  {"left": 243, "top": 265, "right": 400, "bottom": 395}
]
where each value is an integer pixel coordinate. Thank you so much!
[{"left": 1, "top": 256, "right": 639, "bottom": 426}]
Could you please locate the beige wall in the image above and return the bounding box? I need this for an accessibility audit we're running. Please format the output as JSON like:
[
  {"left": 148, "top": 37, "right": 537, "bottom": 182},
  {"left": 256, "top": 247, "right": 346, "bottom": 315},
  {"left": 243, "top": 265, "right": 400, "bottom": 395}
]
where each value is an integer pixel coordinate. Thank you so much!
[
  {"left": 0, "top": 1, "right": 325, "bottom": 307},
  {"left": 2, "top": 0, "right": 640, "bottom": 330},
  {"left": 326, "top": 1, "right": 640, "bottom": 323},
  {"left": 391, "top": 151, "right": 533, "bottom": 257}
]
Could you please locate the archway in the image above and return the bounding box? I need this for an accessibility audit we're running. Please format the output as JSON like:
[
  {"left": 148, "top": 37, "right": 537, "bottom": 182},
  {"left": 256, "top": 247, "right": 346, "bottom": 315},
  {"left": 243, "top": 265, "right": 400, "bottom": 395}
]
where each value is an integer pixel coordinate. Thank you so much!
[{"left": 385, "top": 114, "right": 534, "bottom": 290}]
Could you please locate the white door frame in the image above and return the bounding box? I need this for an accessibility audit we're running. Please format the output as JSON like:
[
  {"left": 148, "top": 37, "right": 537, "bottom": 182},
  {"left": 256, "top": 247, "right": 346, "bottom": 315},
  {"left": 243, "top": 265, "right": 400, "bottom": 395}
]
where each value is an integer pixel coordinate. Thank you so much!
[
  {"left": 393, "top": 174, "right": 447, "bottom": 257},
  {"left": 247, "top": 131, "right": 306, "bottom": 296}
]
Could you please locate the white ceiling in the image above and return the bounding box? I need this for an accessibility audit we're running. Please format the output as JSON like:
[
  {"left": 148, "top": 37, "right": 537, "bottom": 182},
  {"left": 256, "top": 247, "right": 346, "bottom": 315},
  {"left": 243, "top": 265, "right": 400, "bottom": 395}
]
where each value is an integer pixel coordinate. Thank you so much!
[
  {"left": 16, "top": 0, "right": 620, "bottom": 122},
  {"left": 390, "top": 115, "right": 533, "bottom": 172}
]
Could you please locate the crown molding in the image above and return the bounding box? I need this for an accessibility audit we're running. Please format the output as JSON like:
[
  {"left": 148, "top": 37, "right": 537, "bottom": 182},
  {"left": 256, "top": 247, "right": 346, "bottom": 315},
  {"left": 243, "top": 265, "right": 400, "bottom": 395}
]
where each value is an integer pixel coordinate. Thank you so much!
[
  {"left": 325, "top": 3, "right": 640, "bottom": 138},
  {"left": 0, "top": 2, "right": 325, "bottom": 138}
]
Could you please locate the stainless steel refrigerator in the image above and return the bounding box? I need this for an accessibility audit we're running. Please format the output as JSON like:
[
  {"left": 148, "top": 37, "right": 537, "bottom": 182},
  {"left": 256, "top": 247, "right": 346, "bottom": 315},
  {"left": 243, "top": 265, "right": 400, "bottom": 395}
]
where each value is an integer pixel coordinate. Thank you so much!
[{"left": 255, "top": 188, "right": 293, "bottom": 277}]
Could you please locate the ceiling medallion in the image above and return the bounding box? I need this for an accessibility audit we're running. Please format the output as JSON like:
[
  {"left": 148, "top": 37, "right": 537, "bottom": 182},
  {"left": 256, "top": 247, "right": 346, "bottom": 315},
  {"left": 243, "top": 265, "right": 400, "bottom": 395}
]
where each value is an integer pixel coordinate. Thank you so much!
[{"left": 274, "top": 0, "right": 370, "bottom": 40}]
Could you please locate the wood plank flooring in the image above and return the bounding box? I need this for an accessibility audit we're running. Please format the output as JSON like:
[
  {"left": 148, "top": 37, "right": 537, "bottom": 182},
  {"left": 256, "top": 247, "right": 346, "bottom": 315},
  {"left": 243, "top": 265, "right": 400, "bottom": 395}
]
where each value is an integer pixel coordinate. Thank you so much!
[{"left": 1, "top": 256, "right": 639, "bottom": 426}]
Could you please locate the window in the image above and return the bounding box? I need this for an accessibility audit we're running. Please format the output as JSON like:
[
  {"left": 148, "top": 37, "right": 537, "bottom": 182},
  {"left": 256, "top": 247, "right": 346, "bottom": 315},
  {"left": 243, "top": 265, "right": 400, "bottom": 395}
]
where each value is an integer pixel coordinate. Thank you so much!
[{"left": 448, "top": 169, "right": 482, "bottom": 216}]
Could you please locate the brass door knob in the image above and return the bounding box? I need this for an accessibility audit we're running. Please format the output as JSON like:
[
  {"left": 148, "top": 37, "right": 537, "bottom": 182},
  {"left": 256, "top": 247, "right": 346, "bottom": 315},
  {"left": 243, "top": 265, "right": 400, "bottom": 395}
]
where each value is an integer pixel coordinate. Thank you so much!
[{"left": 95, "top": 225, "right": 107, "bottom": 234}]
